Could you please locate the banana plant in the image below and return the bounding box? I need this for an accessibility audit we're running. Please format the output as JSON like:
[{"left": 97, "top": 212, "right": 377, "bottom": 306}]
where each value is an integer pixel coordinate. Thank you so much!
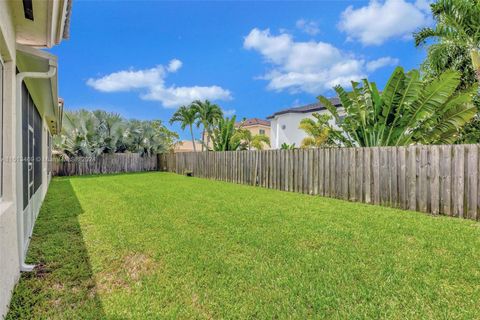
[{"left": 318, "top": 67, "right": 477, "bottom": 146}]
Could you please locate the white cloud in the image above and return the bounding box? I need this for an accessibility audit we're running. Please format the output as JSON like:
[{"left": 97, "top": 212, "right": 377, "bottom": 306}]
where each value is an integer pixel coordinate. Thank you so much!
[
  {"left": 86, "top": 66, "right": 166, "bottom": 92},
  {"left": 142, "top": 85, "right": 232, "bottom": 108},
  {"left": 296, "top": 19, "right": 320, "bottom": 36},
  {"left": 244, "top": 28, "right": 394, "bottom": 94},
  {"left": 366, "top": 56, "right": 399, "bottom": 72},
  {"left": 87, "top": 60, "right": 232, "bottom": 108},
  {"left": 222, "top": 109, "right": 236, "bottom": 117},
  {"left": 167, "top": 59, "right": 182, "bottom": 72},
  {"left": 338, "top": 0, "right": 432, "bottom": 46}
]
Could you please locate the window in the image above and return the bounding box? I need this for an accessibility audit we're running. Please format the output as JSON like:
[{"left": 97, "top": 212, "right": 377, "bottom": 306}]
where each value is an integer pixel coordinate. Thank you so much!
[
  {"left": 259, "top": 129, "right": 265, "bottom": 135},
  {"left": 22, "top": 82, "right": 43, "bottom": 208},
  {"left": 33, "top": 106, "right": 42, "bottom": 191},
  {"left": 47, "top": 132, "right": 52, "bottom": 175},
  {"left": 22, "top": 83, "right": 28, "bottom": 209}
]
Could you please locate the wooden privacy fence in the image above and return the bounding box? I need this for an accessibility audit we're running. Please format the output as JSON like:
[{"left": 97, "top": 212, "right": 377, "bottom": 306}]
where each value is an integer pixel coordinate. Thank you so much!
[
  {"left": 159, "top": 145, "right": 480, "bottom": 221},
  {"left": 52, "top": 153, "right": 158, "bottom": 176}
]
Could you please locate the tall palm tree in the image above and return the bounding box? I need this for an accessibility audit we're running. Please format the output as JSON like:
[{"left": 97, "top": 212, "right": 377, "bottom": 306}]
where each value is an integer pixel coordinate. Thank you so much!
[
  {"left": 299, "top": 113, "right": 332, "bottom": 148},
  {"left": 414, "top": 0, "right": 480, "bottom": 83},
  {"left": 191, "top": 100, "right": 223, "bottom": 151},
  {"left": 169, "top": 105, "right": 198, "bottom": 152}
]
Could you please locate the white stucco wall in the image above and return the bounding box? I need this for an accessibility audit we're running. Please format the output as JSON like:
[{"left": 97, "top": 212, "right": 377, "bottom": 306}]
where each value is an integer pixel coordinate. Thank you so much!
[
  {"left": 0, "top": 4, "right": 54, "bottom": 316},
  {"left": 270, "top": 109, "right": 341, "bottom": 149},
  {"left": 0, "top": 2, "right": 21, "bottom": 317}
]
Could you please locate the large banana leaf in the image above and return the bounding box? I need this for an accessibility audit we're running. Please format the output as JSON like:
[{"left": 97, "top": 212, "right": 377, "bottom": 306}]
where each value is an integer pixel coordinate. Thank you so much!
[{"left": 317, "top": 68, "right": 475, "bottom": 147}]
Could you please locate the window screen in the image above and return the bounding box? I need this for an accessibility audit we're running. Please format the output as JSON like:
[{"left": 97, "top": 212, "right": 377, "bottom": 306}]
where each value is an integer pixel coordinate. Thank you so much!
[
  {"left": 22, "top": 82, "right": 43, "bottom": 208},
  {"left": 47, "top": 132, "right": 52, "bottom": 174},
  {"left": 33, "top": 106, "right": 42, "bottom": 191},
  {"left": 22, "top": 83, "right": 29, "bottom": 209}
]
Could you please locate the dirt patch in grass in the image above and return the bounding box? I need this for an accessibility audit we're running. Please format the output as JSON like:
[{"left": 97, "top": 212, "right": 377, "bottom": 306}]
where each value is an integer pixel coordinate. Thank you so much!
[{"left": 97, "top": 253, "right": 160, "bottom": 293}]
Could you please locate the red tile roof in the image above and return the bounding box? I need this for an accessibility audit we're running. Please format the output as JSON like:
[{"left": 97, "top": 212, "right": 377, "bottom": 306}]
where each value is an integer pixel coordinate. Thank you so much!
[{"left": 236, "top": 118, "right": 270, "bottom": 127}]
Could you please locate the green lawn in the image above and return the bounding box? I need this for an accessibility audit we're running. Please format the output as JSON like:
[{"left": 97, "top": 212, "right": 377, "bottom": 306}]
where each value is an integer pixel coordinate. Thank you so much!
[{"left": 7, "top": 172, "right": 480, "bottom": 319}]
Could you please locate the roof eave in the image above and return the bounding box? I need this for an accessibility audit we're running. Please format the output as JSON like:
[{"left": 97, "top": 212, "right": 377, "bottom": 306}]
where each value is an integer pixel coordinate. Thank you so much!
[
  {"left": 14, "top": 0, "right": 72, "bottom": 48},
  {"left": 16, "top": 45, "right": 60, "bottom": 134}
]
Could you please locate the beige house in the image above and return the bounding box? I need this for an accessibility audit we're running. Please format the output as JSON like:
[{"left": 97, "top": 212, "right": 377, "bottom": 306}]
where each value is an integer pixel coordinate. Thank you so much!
[
  {"left": 173, "top": 140, "right": 203, "bottom": 153},
  {"left": 236, "top": 118, "right": 270, "bottom": 137},
  {"left": 236, "top": 118, "right": 271, "bottom": 150},
  {"left": 0, "top": 1, "right": 71, "bottom": 317}
]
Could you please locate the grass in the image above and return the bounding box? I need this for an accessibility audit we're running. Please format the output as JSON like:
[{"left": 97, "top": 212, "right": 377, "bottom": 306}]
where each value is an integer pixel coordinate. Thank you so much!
[{"left": 7, "top": 172, "right": 480, "bottom": 319}]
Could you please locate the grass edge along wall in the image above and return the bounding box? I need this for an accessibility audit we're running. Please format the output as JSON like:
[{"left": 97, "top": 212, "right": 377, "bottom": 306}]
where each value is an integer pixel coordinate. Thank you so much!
[{"left": 160, "top": 144, "right": 480, "bottom": 221}]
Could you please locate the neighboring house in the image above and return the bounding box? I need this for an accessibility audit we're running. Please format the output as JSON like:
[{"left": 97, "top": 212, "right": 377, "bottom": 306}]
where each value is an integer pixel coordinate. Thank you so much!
[
  {"left": 236, "top": 118, "right": 271, "bottom": 137},
  {"left": 267, "top": 99, "right": 343, "bottom": 149},
  {"left": 236, "top": 118, "right": 271, "bottom": 149},
  {"left": 0, "top": 1, "right": 72, "bottom": 317},
  {"left": 173, "top": 140, "right": 203, "bottom": 153}
]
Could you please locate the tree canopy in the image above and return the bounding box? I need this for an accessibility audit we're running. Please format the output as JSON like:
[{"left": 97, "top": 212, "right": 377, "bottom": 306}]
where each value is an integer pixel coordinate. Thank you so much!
[{"left": 54, "top": 109, "right": 178, "bottom": 158}]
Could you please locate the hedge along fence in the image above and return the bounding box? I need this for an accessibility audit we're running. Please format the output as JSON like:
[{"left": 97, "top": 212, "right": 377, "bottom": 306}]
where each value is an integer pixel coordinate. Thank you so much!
[
  {"left": 159, "top": 145, "right": 480, "bottom": 221},
  {"left": 52, "top": 153, "right": 158, "bottom": 176}
]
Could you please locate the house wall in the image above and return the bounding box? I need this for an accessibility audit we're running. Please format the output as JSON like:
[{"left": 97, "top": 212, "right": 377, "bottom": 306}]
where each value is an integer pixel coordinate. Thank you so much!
[
  {"left": 0, "top": 3, "right": 21, "bottom": 317},
  {"left": 174, "top": 140, "right": 203, "bottom": 153},
  {"left": 243, "top": 124, "right": 271, "bottom": 138},
  {"left": 0, "top": 4, "right": 53, "bottom": 317},
  {"left": 270, "top": 109, "right": 343, "bottom": 149},
  {"left": 243, "top": 124, "right": 271, "bottom": 150}
]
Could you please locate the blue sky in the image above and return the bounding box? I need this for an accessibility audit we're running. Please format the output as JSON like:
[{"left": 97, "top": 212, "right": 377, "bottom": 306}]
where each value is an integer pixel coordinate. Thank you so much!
[{"left": 50, "top": 0, "right": 432, "bottom": 139}]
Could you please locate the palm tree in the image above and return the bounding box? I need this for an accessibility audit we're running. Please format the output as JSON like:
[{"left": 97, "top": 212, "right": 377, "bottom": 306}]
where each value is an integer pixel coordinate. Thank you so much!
[
  {"left": 414, "top": 0, "right": 480, "bottom": 83},
  {"left": 233, "top": 128, "right": 270, "bottom": 150},
  {"left": 169, "top": 105, "right": 198, "bottom": 152},
  {"left": 318, "top": 67, "right": 477, "bottom": 146},
  {"left": 191, "top": 100, "right": 223, "bottom": 151},
  {"left": 211, "top": 116, "right": 242, "bottom": 151},
  {"left": 299, "top": 113, "right": 332, "bottom": 148},
  {"left": 54, "top": 110, "right": 178, "bottom": 157},
  {"left": 93, "top": 110, "right": 124, "bottom": 153}
]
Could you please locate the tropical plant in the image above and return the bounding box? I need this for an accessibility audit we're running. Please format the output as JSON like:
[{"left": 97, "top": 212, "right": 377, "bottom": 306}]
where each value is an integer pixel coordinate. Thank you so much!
[
  {"left": 280, "top": 142, "right": 296, "bottom": 150},
  {"left": 414, "top": 0, "right": 480, "bottom": 83},
  {"left": 317, "top": 67, "right": 477, "bottom": 146},
  {"left": 299, "top": 113, "right": 333, "bottom": 148},
  {"left": 54, "top": 109, "right": 178, "bottom": 157},
  {"left": 420, "top": 42, "right": 477, "bottom": 90},
  {"left": 54, "top": 110, "right": 103, "bottom": 158},
  {"left": 211, "top": 116, "right": 242, "bottom": 151},
  {"left": 455, "top": 113, "right": 480, "bottom": 143},
  {"left": 92, "top": 110, "right": 125, "bottom": 154},
  {"left": 169, "top": 105, "right": 198, "bottom": 152},
  {"left": 233, "top": 128, "right": 270, "bottom": 150},
  {"left": 191, "top": 100, "right": 223, "bottom": 151}
]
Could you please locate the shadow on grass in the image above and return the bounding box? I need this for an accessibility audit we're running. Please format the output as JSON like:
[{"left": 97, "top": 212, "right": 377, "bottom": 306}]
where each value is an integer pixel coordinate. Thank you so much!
[
  {"left": 55, "top": 170, "right": 161, "bottom": 180},
  {"left": 7, "top": 179, "right": 106, "bottom": 319}
]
